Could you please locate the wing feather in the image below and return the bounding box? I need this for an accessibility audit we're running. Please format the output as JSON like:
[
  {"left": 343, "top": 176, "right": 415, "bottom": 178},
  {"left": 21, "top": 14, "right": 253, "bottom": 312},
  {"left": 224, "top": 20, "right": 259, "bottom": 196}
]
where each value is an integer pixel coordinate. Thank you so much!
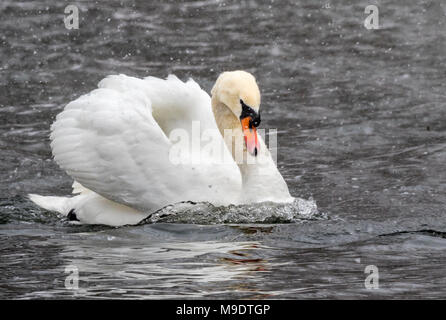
[{"left": 51, "top": 74, "right": 240, "bottom": 212}]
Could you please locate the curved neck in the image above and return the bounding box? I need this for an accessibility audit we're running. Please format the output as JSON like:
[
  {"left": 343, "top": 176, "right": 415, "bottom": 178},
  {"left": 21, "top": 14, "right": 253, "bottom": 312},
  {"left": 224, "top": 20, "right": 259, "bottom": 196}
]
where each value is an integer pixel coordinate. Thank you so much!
[
  {"left": 211, "top": 98, "right": 244, "bottom": 160},
  {"left": 211, "top": 97, "right": 292, "bottom": 203}
]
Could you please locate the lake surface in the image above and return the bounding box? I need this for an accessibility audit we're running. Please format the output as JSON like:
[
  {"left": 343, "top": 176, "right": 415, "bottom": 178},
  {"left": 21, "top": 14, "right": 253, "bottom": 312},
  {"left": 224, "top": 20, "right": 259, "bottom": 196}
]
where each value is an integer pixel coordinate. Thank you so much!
[{"left": 1, "top": 0, "right": 445, "bottom": 299}]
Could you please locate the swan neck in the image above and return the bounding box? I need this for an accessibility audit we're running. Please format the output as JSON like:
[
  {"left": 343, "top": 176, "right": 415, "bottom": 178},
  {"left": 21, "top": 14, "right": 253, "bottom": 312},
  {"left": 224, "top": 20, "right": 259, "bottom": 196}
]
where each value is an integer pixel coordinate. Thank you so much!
[
  {"left": 211, "top": 96, "right": 292, "bottom": 203},
  {"left": 211, "top": 98, "right": 239, "bottom": 137},
  {"left": 211, "top": 97, "right": 244, "bottom": 159}
]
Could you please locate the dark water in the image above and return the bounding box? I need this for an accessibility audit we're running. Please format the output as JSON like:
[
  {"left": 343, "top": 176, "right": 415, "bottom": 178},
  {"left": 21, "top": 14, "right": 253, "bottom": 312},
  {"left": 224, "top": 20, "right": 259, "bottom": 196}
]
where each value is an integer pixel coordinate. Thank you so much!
[{"left": 1, "top": 0, "right": 446, "bottom": 299}]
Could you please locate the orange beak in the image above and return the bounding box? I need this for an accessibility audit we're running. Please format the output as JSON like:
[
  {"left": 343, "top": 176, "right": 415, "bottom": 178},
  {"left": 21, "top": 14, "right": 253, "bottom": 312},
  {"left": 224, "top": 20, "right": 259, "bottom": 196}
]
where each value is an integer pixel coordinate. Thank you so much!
[{"left": 241, "top": 117, "right": 260, "bottom": 156}]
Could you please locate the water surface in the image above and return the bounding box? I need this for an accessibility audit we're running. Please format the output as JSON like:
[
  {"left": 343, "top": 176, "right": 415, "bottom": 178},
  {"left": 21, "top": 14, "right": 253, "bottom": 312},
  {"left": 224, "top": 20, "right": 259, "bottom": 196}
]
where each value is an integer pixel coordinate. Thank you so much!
[{"left": 1, "top": 0, "right": 446, "bottom": 299}]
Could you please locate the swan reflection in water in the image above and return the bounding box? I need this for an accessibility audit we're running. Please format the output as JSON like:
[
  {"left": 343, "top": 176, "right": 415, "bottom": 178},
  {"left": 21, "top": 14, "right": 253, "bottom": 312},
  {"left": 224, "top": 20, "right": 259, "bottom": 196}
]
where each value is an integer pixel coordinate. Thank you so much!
[{"left": 40, "top": 229, "right": 277, "bottom": 298}]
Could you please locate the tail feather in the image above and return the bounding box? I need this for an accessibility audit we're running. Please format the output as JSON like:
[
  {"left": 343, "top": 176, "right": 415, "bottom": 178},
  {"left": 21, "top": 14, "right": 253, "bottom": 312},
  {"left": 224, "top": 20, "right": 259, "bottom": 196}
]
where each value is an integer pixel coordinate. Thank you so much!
[
  {"left": 29, "top": 192, "right": 148, "bottom": 226},
  {"left": 28, "top": 194, "right": 71, "bottom": 215}
]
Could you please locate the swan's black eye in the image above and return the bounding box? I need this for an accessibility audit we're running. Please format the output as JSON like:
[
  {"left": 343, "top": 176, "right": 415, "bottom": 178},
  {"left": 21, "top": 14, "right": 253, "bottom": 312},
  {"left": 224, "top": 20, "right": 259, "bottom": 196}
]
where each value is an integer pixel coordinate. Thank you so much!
[
  {"left": 251, "top": 113, "right": 261, "bottom": 127},
  {"left": 240, "top": 99, "right": 261, "bottom": 128}
]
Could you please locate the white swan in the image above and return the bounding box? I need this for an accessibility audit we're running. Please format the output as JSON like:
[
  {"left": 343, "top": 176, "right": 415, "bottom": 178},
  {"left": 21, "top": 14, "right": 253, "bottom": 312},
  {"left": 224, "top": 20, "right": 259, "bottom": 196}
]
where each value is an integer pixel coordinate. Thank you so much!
[{"left": 29, "top": 71, "right": 293, "bottom": 226}]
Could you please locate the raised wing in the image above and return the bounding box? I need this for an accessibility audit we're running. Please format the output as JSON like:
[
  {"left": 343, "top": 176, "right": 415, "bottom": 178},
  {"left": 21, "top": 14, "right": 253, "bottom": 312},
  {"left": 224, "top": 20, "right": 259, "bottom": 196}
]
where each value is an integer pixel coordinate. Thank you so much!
[{"left": 51, "top": 74, "right": 241, "bottom": 212}]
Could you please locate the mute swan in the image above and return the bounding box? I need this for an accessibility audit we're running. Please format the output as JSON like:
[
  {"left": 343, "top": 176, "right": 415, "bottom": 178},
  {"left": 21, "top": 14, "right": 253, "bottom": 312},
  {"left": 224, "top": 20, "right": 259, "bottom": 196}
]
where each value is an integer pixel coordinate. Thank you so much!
[{"left": 29, "top": 71, "right": 293, "bottom": 226}]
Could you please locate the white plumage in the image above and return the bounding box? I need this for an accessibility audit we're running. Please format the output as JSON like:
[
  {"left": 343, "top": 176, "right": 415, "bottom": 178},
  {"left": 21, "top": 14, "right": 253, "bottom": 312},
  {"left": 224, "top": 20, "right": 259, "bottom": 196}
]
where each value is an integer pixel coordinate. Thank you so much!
[{"left": 30, "top": 72, "right": 293, "bottom": 226}]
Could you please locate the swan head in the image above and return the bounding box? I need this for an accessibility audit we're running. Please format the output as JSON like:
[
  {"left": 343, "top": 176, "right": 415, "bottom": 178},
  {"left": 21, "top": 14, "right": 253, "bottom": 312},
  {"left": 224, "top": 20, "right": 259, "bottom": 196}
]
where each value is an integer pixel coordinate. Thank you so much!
[{"left": 211, "top": 70, "right": 261, "bottom": 156}]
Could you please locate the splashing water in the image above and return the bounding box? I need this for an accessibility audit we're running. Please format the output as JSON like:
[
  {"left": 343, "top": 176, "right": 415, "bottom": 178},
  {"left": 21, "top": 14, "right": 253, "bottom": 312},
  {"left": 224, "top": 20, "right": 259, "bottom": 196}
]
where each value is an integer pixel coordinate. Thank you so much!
[{"left": 139, "top": 197, "right": 323, "bottom": 225}]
